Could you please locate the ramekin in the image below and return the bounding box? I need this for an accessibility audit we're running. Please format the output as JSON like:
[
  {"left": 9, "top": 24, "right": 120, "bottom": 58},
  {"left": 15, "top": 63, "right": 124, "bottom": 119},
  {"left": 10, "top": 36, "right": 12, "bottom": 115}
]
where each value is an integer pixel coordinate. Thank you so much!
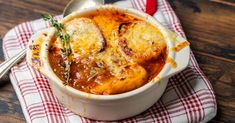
[{"left": 26, "top": 5, "right": 190, "bottom": 121}]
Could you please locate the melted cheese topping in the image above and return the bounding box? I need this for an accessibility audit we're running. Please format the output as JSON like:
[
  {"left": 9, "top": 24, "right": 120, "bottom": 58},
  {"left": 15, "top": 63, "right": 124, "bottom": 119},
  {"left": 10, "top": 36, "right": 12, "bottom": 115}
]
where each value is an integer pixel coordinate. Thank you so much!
[
  {"left": 49, "top": 11, "right": 167, "bottom": 95},
  {"left": 65, "top": 18, "right": 105, "bottom": 59},
  {"left": 119, "top": 21, "right": 166, "bottom": 63},
  {"left": 171, "top": 41, "right": 190, "bottom": 52},
  {"left": 166, "top": 57, "right": 177, "bottom": 68}
]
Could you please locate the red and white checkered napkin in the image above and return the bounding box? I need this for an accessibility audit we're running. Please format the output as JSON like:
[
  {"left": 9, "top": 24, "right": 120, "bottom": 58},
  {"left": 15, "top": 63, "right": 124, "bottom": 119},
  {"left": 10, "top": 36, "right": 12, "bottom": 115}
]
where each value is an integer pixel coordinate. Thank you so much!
[{"left": 2, "top": 0, "right": 217, "bottom": 122}]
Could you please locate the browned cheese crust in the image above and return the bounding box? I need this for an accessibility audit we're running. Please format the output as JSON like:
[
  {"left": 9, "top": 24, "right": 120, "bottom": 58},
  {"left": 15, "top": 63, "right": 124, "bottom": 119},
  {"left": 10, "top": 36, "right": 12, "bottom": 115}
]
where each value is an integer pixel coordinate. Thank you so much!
[{"left": 49, "top": 11, "right": 167, "bottom": 95}]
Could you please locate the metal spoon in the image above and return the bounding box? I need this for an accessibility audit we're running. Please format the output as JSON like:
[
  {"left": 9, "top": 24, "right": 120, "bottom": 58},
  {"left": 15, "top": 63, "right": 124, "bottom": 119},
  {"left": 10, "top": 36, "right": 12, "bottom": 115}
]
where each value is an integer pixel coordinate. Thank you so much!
[
  {"left": 63, "top": 0, "right": 104, "bottom": 17},
  {"left": 0, "top": 0, "right": 104, "bottom": 80}
]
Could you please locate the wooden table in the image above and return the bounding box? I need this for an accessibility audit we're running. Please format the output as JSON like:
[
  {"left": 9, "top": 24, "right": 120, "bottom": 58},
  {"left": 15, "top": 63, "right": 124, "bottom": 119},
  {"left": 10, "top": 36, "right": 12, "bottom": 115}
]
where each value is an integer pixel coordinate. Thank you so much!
[{"left": 0, "top": 0, "right": 234, "bottom": 122}]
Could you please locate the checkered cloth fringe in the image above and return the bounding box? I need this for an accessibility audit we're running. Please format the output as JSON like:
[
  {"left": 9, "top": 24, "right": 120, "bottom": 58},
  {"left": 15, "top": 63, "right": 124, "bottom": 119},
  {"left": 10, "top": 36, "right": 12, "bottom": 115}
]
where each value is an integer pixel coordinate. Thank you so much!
[{"left": 2, "top": 0, "right": 217, "bottom": 123}]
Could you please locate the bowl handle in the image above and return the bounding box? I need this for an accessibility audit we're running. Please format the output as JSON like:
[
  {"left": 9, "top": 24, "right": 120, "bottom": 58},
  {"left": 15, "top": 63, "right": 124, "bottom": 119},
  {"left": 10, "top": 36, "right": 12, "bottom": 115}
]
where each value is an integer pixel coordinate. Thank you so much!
[
  {"left": 26, "top": 28, "right": 56, "bottom": 74},
  {"left": 165, "top": 32, "right": 190, "bottom": 78}
]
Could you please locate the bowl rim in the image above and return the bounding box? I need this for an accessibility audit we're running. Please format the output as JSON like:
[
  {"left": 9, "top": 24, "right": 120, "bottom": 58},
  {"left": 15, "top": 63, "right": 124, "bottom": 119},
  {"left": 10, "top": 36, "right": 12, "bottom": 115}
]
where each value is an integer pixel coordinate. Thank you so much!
[{"left": 36, "top": 5, "right": 179, "bottom": 100}]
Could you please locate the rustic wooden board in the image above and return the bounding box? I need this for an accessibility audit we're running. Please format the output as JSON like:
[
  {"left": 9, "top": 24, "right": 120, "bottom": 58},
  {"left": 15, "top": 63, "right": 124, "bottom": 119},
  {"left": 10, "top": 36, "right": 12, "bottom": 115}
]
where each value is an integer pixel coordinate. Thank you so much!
[
  {"left": 169, "top": 0, "right": 235, "bottom": 122},
  {"left": 0, "top": 0, "right": 234, "bottom": 122}
]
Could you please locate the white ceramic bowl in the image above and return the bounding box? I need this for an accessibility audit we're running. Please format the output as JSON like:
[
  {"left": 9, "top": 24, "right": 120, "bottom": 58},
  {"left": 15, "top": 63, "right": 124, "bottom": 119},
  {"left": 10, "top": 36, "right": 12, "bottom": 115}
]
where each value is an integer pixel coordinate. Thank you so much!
[{"left": 27, "top": 5, "right": 190, "bottom": 121}]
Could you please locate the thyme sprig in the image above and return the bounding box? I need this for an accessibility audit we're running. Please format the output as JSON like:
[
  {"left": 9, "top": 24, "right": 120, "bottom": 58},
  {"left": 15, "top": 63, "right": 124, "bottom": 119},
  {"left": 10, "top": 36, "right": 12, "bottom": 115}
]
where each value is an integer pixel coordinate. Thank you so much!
[
  {"left": 42, "top": 14, "right": 72, "bottom": 85},
  {"left": 42, "top": 14, "right": 63, "bottom": 30}
]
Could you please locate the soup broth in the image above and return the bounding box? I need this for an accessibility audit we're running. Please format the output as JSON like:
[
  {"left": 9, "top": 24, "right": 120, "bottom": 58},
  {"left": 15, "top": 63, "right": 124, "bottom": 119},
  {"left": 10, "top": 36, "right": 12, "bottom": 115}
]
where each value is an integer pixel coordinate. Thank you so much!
[{"left": 49, "top": 10, "right": 167, "bottom": 95}]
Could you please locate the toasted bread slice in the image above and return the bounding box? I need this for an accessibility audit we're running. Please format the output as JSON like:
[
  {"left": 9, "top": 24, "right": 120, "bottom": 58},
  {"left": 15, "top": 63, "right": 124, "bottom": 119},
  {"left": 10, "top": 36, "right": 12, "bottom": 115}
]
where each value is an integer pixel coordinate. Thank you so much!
[
  {"left": 119, "top": 21, "right": 166, "bottom": 64},
  {"left": 90, "top": 64, "right": 147, "bottom": 95},
  {"left": 64, "top": 18, "right": 105, "bottom": 58}
]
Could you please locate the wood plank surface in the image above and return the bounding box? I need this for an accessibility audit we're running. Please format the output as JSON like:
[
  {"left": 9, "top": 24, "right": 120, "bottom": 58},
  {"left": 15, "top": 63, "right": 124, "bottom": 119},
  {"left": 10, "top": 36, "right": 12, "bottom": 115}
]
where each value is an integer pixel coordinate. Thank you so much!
[
  {"left": 0, "top": 0, "right": 234, "bottom": 122},
  {"left": 171, "top": 1, "right": 235, "bottom": 122}
]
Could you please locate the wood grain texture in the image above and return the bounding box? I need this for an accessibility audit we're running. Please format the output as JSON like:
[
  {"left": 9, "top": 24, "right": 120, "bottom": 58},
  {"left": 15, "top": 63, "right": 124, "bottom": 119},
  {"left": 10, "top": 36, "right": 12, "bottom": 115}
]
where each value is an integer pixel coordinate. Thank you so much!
[
  {"left": 0, "top": 0, "right": 234, "bottom": 122},
  {"left": 0, "top": 0, "right": 70, "bottom": 122},
  {"left": 169, "top": 0, "right": 235, "bottom": 122}
]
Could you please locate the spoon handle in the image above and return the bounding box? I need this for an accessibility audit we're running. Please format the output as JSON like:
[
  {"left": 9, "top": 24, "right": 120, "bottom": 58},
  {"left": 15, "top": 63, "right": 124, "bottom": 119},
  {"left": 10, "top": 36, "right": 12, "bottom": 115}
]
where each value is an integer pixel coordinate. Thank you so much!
[{"left": 0, "top": 49, "right": 26, "bottom": 79}]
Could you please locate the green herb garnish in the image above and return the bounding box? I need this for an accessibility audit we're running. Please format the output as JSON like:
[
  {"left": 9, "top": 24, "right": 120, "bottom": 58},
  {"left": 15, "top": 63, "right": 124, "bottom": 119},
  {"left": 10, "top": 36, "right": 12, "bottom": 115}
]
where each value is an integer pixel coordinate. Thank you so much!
[
  {"left": 42, "top": 14, "right": 63, "bottom": 30},
  {"left": 42, "top": 14, "right": 72, "bottom": 85}
]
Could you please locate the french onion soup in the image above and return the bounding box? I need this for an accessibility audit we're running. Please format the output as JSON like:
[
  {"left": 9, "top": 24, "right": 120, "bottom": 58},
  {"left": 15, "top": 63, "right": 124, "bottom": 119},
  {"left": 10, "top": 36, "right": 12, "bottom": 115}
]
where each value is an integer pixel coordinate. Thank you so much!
[{"left": 48, "top": 10, "right": 167, "bottom": 95}]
